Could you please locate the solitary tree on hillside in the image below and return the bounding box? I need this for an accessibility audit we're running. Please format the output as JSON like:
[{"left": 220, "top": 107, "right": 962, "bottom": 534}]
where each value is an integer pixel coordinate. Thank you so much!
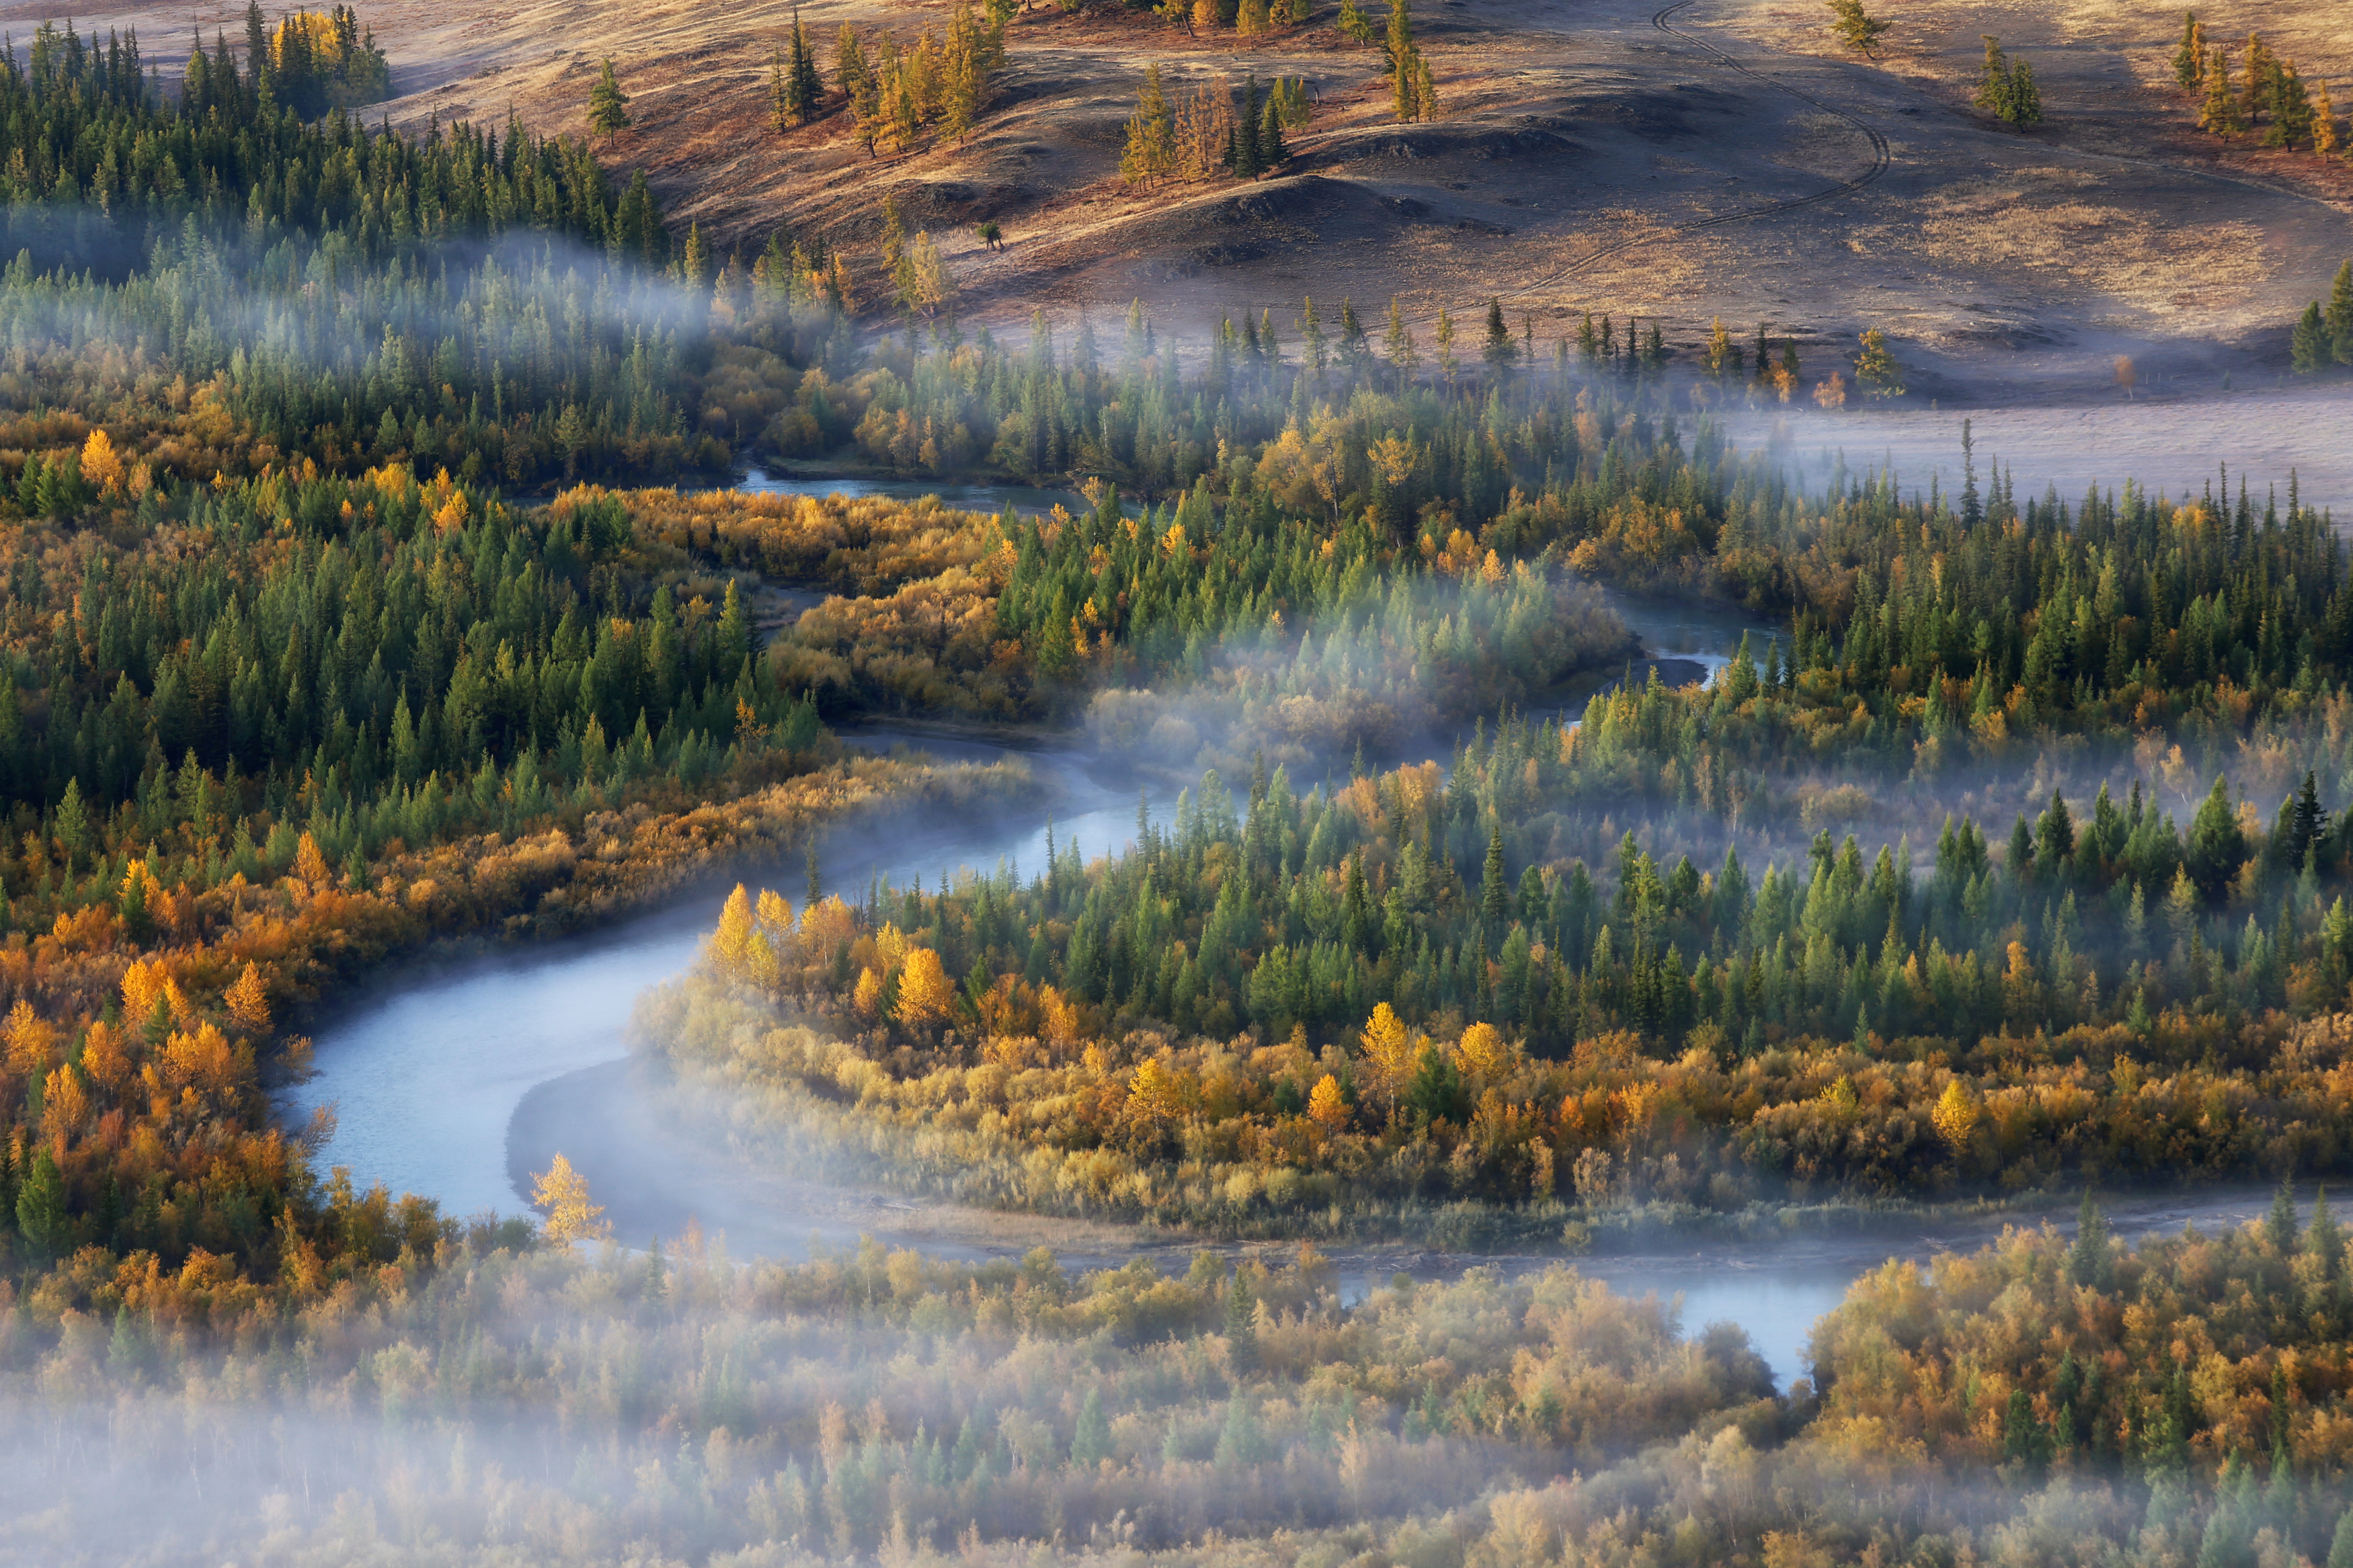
[
  {"left": 785, "top": 5, "right": 825, "bottom": 126},
  {"left": 588, "top": 57, "right": 630, "bottom": 146},
  {"left": 1854, "top": 326, "right": 1903, "bottom": 398},
  {"left": 1826, "top": 0, "right": 1889, "bottom": 58}
]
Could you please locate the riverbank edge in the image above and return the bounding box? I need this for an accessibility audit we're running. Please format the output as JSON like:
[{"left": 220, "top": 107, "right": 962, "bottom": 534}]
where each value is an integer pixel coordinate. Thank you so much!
[
  {"left": 273, "top": 747, "right": 1048, "bottom": 1111},
  {"left": 629, "top": 1006, "right": 2268, "bottom": 1262}
]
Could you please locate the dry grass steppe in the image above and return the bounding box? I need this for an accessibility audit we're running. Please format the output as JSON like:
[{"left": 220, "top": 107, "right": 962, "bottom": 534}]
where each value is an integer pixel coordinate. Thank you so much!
[{"left": 36, "top": 0, "right": 2353, "bottom": 409}]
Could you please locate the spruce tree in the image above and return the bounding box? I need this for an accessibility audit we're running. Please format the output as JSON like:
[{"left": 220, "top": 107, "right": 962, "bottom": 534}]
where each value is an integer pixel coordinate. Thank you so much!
[
  {"left": 14, "top": 1151, "right": 67, "bottom": 1260},
  {"left": 768, "top": 46, "right": 791, "bottom": 134},
  {"left": 2326, "top": 259, "right": 2353, "bottom": 366},
  {"left": 245, "top": 0, "right": 269, "bottom": 85},
  {"left": 2187, "top": 775, "right": 2247, "bottom": 901},
  {"left": 1233, "top": 75, "right": 1263, "bottom": 177},
  {"left": 1259, "top": 93, "right": 1289, "bottom": 166},
  {"left": 2067, "top": 1193, "right": 2110, "bottom": 1282},
  {"left": 1481, "top": 297, "right": 1513, "bottom": 373},
  {"left": 1974, "top": 36, "right": 2013, "bottom": 122},
  {"left": 589, "top": 57, "right": 631, "bottom": 146},
  {"left": 1826, "top": 0, "right": 1888, "bottom": 57},
  {"left": 2200, "top": 46, "right": 2243, "bottom": 134},
  {"left": 2008, "top": 56, "right": 2042, "bottom": 125},
  {"left": 2294, "top": 300, "right": 2329, "bottom": 374},
  {"left": 2173, "top": 11, "right": 2203, "bottom": 89},
  {"left": 787, "top": 6, "right": 826, "bottom": 126},
  {"left": 1481, "top": 823, "right": 1507, "bottom": 925},
  {"left": 2264, "top": 1178, "right": 2301, "bottom": 1253},
  {"left": 1387, "top": 0, "right": 1421, "bottom": 122},
  {"left": 1225, "top": 1267, "right": 1259, "bottom": 1370}
]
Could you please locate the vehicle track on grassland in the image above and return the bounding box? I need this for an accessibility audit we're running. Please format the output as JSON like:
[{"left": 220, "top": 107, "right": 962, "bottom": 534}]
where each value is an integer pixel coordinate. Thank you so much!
[{"left": 1498, "top": 0, "right": 1893, "bottom": 306}]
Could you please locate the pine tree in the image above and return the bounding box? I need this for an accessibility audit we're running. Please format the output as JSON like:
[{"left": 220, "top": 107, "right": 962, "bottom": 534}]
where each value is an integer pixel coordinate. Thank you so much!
[
  {"left": 1337, "top": 0, "right": 1375, "bottom": 43},
  {"left": 2201, "top": 46, "right": 2243, "bottom": 134},
  {"left": 2326, "top": 259, "right": 2353, "bottom": 366},
  {"left": 1481, "top": 297, "right": 1513, "bottom": 373},
  {"left": 781, "top": 46, "right": 809, "bottom": 134},
  {"left": 2066, "top": 1192, "right": 2111, "bottom": 1286},
  {"left": 1388, "top": 0, "right": 1421, "bottom": 123},
  {"left": 1232, "top": 75, "right": 1263, "bottom": 177},
  {"left": 1827, "top": 0, "right": 1888, "bottom": 57},
  {"left": 2187, "top": 775, "right": 2247, "bottom": 901},
  {"left": 2294, "top": 300, "right": 2329, "bottom": 374},
  {"left": 2315, "top": 77, "right": 2342, "bottom": 157},
  {"left": 1259, "top": 93, "right": 1289, "bottom": 165},
  {"left": 1480, "top": 823, "right": 1507, "bottom": 924},
  {"left": 2173, "top": 11, "right": 2203, "bottom": 89},
  {"left": 588, "top": 57, "right": 631, "bottom": 146},
  {"left": 2270, "top": 63, "right": 2312, "bottom": 150},
  {"left": 245, "top": 0, "right": 269, "bottom": 85},
  {"left": 836, "top": 23, "right": 870, "bottom": 99},
  {"left": 14, "top": 1150, "right": 67, "bottom": 1259},
  {"left": 2268, "top": 1177, "right": 2300, "bottom": 1253},
  {"left": 787, "top": 5, "right": 826, "bottom": 126},
  {"left": 1411, "top": 52, "right": 1439, "bottom": 121},
  {"left": 2241, "top": 32, "right": 2274, "bottom": 127},
  {"left": 2008, "top": 56, "right": 2041, "bottom": 125},
  {"left": 1974, "top": 36, "right": 2013, "bottom": 122}
]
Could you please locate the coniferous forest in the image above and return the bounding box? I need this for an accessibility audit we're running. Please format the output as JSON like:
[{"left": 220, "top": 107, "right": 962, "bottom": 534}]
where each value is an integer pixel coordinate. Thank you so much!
[{"left": 9, "top": 3, "right": 2353, "bottom": 1563}]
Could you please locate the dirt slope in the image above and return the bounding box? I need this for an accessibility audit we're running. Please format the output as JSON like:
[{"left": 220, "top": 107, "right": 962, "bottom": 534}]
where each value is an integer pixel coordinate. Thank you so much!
[{"left": 20, "top": 0, "right": 2353, "bottom": 405}]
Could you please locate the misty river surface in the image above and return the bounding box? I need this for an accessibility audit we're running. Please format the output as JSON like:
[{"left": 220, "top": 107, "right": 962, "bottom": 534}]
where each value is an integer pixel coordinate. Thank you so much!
[{"left": 295, "top": 473, "right": 2217, "bottom": 1389}]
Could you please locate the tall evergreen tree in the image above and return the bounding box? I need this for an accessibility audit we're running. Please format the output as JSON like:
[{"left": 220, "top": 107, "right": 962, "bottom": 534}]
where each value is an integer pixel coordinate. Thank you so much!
[
  {"left": 1481, "top": 297, "right": 1513, "bottom": 373},
  {"left": 1232, "top": 75, "right": 1263, "bottom": 177},
  {"left": 787, "top": 5, "right": 826, "bottom": 126},
  {"left": 1388, "top": 0, "right": 1421, "bottom": 122},
  {"left": 2173, "top": 11, "right": 2204, "bottom": 89},
  {"left": 589, "top": 56, "right": 631, "bottom": 146},
  {"left": 2327, "top": 259, "right": 2353, "bottom": 366},
  {"left": 2294, "top": 301, "right": 2329, "bottom": 374}
]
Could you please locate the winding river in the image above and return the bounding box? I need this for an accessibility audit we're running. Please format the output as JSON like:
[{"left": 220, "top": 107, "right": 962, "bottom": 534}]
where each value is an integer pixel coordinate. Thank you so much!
[{"left": 291, "top": 477, "right": 2271, "bottom": 1389}]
